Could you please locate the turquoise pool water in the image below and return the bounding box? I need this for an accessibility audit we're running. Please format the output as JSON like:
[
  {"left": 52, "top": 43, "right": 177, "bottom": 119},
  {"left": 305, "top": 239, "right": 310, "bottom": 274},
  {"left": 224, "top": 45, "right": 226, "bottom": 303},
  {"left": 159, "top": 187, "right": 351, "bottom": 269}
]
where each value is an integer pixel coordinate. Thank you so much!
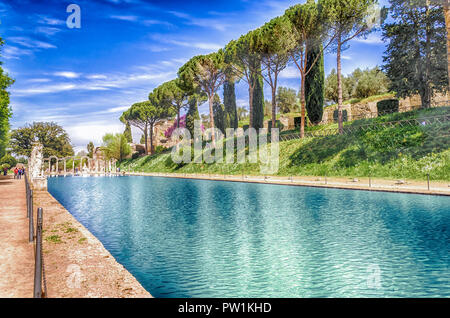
[{"left": 48, "top": 176, "right": 450, "bottom": 297}]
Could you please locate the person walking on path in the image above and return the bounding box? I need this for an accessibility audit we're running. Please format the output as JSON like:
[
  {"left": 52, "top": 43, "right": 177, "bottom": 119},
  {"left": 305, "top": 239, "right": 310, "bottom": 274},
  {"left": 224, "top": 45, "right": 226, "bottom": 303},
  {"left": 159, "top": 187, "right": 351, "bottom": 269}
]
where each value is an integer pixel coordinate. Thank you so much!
[{"left": 14, "top": 167, "right": 18, "bottom": 179}]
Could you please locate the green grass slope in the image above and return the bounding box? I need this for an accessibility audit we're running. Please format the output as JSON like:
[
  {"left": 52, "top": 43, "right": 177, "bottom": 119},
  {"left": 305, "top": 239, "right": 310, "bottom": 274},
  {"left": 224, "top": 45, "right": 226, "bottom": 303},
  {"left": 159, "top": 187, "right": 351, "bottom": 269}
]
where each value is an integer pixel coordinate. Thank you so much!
[{"left": 119, "top": 107, "right": 450, "bottom": 181}]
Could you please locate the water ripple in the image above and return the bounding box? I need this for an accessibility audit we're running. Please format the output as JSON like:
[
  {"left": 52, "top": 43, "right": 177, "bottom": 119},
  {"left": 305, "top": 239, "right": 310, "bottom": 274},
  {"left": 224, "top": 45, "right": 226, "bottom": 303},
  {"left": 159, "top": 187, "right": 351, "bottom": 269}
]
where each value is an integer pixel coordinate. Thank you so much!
[{"left": 48, "top": 176, "right": 450, "bottom": 297}]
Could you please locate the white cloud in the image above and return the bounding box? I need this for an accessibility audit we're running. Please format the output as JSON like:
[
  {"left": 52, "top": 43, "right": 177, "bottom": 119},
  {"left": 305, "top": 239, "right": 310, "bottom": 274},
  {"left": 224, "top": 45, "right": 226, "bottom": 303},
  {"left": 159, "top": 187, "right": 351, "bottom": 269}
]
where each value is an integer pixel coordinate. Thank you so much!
[
  {"left": 279, "top": 65, "right": 300, "bottom": 79},
  {"left": 53, "top": 71, "right": 81, "bottom": 79},
  {"left": 37, "top": 15, "right": 65, "bottom": 26},
  {"left": 86, "top": 74, "right": 108, "bottom": 80},
  {"left": 353, "top": 33, "right": 383, "bottom": 45},
  {"left": 106, "top": 106, "right": 129, "bottom": 113},
  {"left": 110, "top": 15, "right": 139, "bottom": 21},
  {"left": 27, "top": 78, "right": 51, "bottom": 83},
  {"left": 13, "top": 84, "right": 77, "bottom": 95},
  {"left": 8, "top": 36, "right": 57, "bottom": 49},
  {"left": 2, "top": 46, "right": 33, "bottom": 59},
  {"left": 35, "top": 26, "right": 61, "bottom": 36},
  {"left": 66, "top": 121, "right": 124, "bottom": 149},
  {"left": 162, "top": 38, "right": 223, "bottom": 51},
  {"left": 168, "top": 10, "right": 230, "bottom": 31},
  {"left": 11, "top": 69, "right": 175, "bottom": 96}
]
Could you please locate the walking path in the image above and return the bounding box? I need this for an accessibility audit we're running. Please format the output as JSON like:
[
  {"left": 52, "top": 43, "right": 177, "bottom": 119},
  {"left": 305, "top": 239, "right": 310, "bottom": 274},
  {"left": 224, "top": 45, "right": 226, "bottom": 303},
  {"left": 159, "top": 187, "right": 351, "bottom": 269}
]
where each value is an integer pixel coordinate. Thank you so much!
[
  {"left": 126, "top": 172, "right": 450, "bottom": 196},
  {"left": 0, "top": 176, "right": 34, "bottom": 297}
]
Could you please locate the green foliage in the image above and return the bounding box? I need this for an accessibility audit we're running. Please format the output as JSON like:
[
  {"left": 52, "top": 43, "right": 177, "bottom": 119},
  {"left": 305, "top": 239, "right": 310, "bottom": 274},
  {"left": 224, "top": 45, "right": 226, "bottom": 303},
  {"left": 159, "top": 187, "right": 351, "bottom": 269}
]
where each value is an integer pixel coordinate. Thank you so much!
[
  {"left": 237, "top": 107, "right": 248, "bottom": 121},
  {"left": 152, "top": 79, "right": 189, "bottom": 127},
  {"left": 353, "top": 67, "right": 390, "bottom": 99},
  {"left": 0, "top": 37, "right": 14, "bottom": 158},
  {"left": 376, "top": 99, "right": 399, "bottom": 115},
  {"left": 225, "top": 31, "right": 264, "bottom": 128},
  {"left": 123, "top": 121, "right": 132, "bottom": 143},
  {"left": 382, "top": 0, "right": 447, "bottom": 108},
  {"left": 186, "top": 94, "right": 201, "bottom": 137},
  {"left": 87, "top": 141, "right": 95, "bottom": 158},
  {"left": 213, "top": 94, "right": 226, "bottom": 133},
  {"left": 252, "top": 65, "right": 265, "bottom": 130},
  {"left": 178, "top": 51, "right": 227, "bottom": 131},
  {"left": 223, "top": 79, "right": 238, "bottom": 129},
  {"left": 10, "top": 122, "right": 74, "bottom": 158},
  {"left": 119, "top": 107, "right": 450, "bottom": 181},
  {"left": 325, "top": 67, "right": 389, "bottom": 104},
  {"left": 122, "top": 100, "right": 174, "bottom": 154},
  {"left": 333, "top": 109, "right": 348, "bottom": 122},
  {"left": 305, "top": 42, "right": 325, "bottom": 124},
  {"left": 277, "top": 87, "right": 298, "bottom": 113},
  {"left": 101, "top": 133, "right": 131, "bottom": 162},
  {"left": 0, "top": 153, "right": 17, "bottom": 167}
]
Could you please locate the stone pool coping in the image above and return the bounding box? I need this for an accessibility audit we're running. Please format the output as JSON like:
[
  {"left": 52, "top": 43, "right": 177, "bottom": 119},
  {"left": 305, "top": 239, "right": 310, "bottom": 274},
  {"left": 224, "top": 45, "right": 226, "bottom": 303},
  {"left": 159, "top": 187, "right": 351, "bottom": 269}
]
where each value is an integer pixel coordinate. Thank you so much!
[
  {"left": 33, "top": 189, "right": 152, "bottom": 298},
  {"left": 125, "top": 172, "right": 450, "bottom": 196}
]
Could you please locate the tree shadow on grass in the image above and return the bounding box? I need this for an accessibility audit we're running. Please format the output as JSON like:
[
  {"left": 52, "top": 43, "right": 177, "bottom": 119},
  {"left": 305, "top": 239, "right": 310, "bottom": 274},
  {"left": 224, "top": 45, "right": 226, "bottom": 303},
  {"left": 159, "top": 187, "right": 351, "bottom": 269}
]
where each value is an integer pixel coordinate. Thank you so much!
[{"left": 289, "top": 134, "right": 356, "bottom": 166}]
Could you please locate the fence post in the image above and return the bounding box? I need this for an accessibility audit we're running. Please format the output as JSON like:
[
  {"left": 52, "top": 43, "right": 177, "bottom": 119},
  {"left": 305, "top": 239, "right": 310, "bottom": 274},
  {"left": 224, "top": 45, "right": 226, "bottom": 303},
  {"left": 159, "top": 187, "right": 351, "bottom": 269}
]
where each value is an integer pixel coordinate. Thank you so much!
[
  {"left": 34, "top": 207, "right": 43, "bottom": 298},
  {"left": 26, "top": 180, "right": 30, "bottom": 218},
  {"left": 29, "top": 190, "right": 34, "bottom": 242}
]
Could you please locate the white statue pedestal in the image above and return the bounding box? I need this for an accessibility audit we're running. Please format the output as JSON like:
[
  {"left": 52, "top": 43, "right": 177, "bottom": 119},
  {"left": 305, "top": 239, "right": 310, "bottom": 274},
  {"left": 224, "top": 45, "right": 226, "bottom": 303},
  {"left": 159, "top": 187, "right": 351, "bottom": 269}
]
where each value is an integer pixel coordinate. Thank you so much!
[{"left": 32, "top": 177, "right": 47, "bottom": 191}]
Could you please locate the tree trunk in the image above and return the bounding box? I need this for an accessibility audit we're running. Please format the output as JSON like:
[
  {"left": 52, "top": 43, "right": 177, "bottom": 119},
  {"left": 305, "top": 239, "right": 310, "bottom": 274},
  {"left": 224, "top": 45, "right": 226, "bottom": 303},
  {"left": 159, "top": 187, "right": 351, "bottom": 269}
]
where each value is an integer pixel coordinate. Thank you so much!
[
  {"left": 149, "top": 124, "right": 154, "bottom": 154},
  {"left": 300, "top": 75, "right": 306, "bottom": 138},
  {"left": 336, "top": 35, "right": 344, "bottom": 134},
  {"left": 444, "top": 3, "right": 450, "bottom": 92},
  {"left": 271, "top": 86, "right": 276, "bottom": 131},
  {"left": 177, "top": 107, "right": 180, "bottom": 128},
  {"left": 144, "top": 124, "right": 149, "bottom": 155},
  {"left": 424, "top": 1, "right": 432, "bottom": 108},
  {"left": 208, "top": 94, "right": 216, "bottom": 147}
]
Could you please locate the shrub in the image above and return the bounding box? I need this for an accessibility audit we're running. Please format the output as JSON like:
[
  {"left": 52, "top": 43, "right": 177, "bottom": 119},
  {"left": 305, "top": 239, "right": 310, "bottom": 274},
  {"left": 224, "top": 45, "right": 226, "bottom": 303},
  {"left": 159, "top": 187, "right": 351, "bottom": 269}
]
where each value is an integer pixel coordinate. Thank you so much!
[
  {"left": 154, "top": 145, "right": 166, "bottom": 154},
  {"left": 0, "top": 154, "right": 17, "bottom": 167},
  {"left": 333, "top": 109, "right": 348, "bottom": 123},
  {"left": 294, "top": 117, "right": 308, "bottom": 128},
  {"left": 267, "top": 120, "right": 284, "bottom": 131},
  {"left": 377, "top": 99, "right": 399, "bottom": 115}
]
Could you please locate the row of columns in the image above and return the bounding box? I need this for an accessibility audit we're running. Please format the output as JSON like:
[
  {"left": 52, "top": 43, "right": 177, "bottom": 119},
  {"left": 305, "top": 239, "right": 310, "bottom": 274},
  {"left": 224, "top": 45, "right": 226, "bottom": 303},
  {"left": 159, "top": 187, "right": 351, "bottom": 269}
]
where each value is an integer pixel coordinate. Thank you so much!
[{"left": 44, "top": 156, "right": 117, "bottom": 176}]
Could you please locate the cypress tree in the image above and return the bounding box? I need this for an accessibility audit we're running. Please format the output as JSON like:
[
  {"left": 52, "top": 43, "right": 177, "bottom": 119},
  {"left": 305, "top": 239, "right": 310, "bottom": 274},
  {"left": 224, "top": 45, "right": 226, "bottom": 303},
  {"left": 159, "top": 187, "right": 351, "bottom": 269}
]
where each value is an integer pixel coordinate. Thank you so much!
[
  {"left": 186, "top": 95, "right": 200, "bottom": 138},
  {"left": 213, "top": 93, "right": 225, "bottom": 134},
  {"left": 251, "top": 62, "right": 265, "bottom": 130},
  {"left": 123, "top": 121, "right": 133, "bottom": 143},
  {"left": 223, "top": 78, "right": 238, "bottom": 129},
  {"left": 305, "top": 42, "right": 324, "bottom": 125}
]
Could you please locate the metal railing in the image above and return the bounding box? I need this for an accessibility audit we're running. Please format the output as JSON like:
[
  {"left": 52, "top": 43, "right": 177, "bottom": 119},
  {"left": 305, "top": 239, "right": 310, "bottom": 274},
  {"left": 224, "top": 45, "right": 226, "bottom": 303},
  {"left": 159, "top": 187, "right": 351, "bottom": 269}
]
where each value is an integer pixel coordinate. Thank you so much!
[
  {"left": 24, "top": 171, "right": 47, "bottom": 298},
  {"left": 24, "top": 172, "right": 34, "bottom": 242},
  {"left": 33, "top": 207, "right": 46, "bottom": 298}
]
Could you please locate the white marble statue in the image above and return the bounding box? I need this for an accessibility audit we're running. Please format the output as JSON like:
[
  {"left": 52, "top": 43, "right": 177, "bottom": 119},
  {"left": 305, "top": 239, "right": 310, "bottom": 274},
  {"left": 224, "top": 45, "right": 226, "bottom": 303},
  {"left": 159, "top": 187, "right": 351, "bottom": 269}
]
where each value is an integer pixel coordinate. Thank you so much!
[{"left": 29, "top": 142, "right": 44, "bottom": 179}]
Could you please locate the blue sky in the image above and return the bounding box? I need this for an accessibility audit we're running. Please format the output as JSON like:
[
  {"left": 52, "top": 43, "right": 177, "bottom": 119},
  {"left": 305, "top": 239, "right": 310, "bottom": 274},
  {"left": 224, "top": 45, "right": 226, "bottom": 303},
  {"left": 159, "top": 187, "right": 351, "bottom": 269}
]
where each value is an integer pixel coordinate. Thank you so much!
[{"left": 0, "top": 0, "right": 388, "bottom": 153}]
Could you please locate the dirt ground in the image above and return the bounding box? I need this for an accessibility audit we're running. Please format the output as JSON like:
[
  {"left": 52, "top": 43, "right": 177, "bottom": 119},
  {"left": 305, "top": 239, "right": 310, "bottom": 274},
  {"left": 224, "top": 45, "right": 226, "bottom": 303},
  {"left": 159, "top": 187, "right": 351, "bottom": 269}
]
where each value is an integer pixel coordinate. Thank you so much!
[
  {"left": 32, "top": 190, "right": 151, "bottom": 298},
  {"left": 0, "top": 176, "right": 34, "bottom": 297}
]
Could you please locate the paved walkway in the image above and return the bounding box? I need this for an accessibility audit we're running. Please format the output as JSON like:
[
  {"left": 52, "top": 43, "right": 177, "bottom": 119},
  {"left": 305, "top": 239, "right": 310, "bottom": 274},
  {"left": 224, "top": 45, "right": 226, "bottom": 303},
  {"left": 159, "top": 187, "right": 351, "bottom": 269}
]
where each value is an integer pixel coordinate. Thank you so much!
[
  {"left": 127, "top": 172, "right": 450, "bottom": 196},
  {"left": 0, "top": 175, "right": 34, "bottom": 297}
]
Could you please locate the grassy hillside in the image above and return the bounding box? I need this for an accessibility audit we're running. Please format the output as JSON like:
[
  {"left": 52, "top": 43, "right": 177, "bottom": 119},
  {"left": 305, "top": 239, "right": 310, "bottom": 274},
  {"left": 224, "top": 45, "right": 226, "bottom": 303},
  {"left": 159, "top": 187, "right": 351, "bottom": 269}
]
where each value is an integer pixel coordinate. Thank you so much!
[{"left": 119, "top": 107, "right": 450, "bottom": 181}]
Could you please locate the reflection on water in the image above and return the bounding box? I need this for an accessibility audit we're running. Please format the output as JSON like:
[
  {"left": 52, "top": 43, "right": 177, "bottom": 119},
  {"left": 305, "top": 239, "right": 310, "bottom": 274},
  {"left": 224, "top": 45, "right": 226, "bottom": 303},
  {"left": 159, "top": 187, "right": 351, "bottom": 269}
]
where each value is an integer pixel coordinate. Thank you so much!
[{"left": 48, "top": 176, "right": 450, "bottom": 297}]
